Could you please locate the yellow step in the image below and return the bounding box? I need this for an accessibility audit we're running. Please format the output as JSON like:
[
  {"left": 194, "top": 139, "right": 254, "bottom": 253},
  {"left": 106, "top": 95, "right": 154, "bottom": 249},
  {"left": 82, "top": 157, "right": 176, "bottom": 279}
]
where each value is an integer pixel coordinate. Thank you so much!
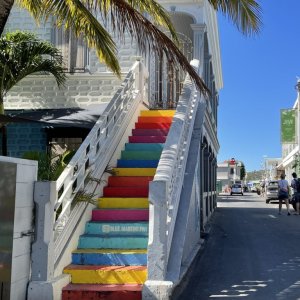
[
  {"left": 64, "top": 265, "right": 147, "bottom": 284},
  {"left": 98, "top": 197, "right": 149, "bottom": 209},
  {"left": 113, "top": 168, "right": 156, "bottom": 176},
  {"left": 140, "top": 110, "right": 175, "bottom": 117}
]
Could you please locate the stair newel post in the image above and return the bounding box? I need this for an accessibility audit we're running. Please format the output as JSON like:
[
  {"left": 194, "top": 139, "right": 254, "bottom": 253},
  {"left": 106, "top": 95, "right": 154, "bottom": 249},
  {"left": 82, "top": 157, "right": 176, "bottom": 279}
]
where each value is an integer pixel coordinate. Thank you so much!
[
  {"left": 31, "top": 181, "right": 56, "bottom": 282},
  {"left": 135, "top": 60, "right": 146, "bottom": 103},
  {"left": 147, "top": 180, "right": 169, "bottom": 280}
]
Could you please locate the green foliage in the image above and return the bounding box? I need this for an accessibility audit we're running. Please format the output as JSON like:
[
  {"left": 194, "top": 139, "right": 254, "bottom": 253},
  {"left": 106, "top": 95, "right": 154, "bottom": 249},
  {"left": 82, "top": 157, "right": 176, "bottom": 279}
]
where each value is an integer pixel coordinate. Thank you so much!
[
  {"left": 246, "top": 169, "right": 264, "bottom": 181},
  {"left": 0, "top": 31, "right": 66, "bottom": 102},
  {"left": 240, "top": 162, "right": 246, "bottom": 180},
  {"left": 208, "top": 0, "right": 262, "bottom": 36},
  {"left": 22, "top": 150, "right": 75, "bottom": 180}
]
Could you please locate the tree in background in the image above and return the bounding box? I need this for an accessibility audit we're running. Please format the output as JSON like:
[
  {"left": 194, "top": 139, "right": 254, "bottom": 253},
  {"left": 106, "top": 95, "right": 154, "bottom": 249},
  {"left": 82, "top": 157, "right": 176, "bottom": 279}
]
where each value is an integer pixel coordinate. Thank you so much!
[
  {"left": 240, "top": 162, "right": 246, "bottom": 180},
  {"left": 0, "top": 31, "right": 66, "bottom": 155}
]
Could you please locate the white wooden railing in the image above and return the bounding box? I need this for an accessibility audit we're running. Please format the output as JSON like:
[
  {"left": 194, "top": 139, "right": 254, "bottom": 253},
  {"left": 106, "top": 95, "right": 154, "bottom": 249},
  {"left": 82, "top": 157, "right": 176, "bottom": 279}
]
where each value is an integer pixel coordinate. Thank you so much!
[{"left": 144, "top": 60, "right": 206, "bottom": 297}]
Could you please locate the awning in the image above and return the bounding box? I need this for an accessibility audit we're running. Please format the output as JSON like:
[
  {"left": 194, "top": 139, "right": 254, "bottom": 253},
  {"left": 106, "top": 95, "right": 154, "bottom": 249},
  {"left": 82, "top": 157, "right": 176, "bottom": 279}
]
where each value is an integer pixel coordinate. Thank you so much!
[{"left": 1, "top": 104, "right": 108, "bottom": 129}]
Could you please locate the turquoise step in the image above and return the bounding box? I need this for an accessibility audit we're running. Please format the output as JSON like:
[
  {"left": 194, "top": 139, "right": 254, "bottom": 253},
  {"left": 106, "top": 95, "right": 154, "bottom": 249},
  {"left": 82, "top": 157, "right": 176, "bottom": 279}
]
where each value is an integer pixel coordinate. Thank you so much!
[
  {"left": 85, "top": 222, "right": 148, "bottom": 236},
  {"left": 121, "top": 150, "right": 162, "bottom": 160},
  {"left": 78, "top": 235, "right": 148, "bottom": 249},
  {"left": 125, "top": 143, "right": 164, "bottom": 151},
  {"left": 72, "top": 249, "right": 147, "bottom": 266}
]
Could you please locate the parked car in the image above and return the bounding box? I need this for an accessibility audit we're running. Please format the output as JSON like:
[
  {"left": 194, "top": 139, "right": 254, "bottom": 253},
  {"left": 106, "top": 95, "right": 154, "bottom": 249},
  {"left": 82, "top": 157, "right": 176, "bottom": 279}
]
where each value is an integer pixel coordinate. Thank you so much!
[
  {"left": 265, "top": 180, "right": 278, "bottom": 203},
  {"left": 231, "top": 184, "right": 243, "bottom": 196}
]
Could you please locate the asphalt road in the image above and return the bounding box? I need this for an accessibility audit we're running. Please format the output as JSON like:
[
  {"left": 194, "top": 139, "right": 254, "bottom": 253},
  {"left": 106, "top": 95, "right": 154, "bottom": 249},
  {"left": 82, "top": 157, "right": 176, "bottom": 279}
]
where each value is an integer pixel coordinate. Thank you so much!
[{"left": 173, "top": 192, "right": 300, "bottom": 300}]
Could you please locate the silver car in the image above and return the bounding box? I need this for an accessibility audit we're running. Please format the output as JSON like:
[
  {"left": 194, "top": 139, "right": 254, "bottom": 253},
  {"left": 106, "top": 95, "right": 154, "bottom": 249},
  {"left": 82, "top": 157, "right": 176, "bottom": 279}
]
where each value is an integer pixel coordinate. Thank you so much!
[
  {"left": 231, "top": 184, "right": 243, "bottom": 196},
  {"left": 265, "top": 181, "right": 278, "bottom": 203}
]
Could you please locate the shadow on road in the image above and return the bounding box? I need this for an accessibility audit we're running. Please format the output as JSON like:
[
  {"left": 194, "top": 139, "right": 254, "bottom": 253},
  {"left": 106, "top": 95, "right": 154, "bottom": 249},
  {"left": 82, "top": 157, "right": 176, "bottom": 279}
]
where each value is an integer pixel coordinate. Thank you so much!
[{"left": 172, "top": 193, "right": 300, "bottom": 300}]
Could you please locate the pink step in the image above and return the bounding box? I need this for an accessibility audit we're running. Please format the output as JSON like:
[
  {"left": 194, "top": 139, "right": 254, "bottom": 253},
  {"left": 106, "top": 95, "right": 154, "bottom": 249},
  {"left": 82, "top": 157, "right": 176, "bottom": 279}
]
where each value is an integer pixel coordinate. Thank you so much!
[
  {"left": 132, "top": 128, "right": 169, "bottom": 136},
  {"left": 92, "top": 209, "right": 149, "bottom": 221},
  {"left": 135, "top": 122, "right": 171, "bottom": 129},
  {"left": 129, "top": 136, "right": 166, "bottom": 143}
]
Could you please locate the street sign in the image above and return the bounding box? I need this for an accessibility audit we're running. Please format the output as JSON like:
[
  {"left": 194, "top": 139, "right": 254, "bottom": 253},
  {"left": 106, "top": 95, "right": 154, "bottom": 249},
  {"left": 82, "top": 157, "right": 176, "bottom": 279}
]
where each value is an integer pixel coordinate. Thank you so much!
[{"left": 281, "top": 109, "right": 296, "bottom": 143}]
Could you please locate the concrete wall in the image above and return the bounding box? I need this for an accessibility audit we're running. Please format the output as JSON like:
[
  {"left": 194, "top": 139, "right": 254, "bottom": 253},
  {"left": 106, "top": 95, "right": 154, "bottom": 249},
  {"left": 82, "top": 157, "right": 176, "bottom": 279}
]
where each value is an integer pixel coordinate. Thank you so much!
[
  {"left": 0, "top": 156, "right": 38, "bottom": 300},
  {"left": 182, "top": 160, "right": 201, "bottom": 264}
]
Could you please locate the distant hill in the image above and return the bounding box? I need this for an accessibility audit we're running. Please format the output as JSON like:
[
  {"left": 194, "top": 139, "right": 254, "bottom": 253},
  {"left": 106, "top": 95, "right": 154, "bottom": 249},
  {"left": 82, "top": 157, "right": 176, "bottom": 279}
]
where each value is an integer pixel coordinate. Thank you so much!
[{"left": 246, "top": 170, "right": 264, "bottom": 181}]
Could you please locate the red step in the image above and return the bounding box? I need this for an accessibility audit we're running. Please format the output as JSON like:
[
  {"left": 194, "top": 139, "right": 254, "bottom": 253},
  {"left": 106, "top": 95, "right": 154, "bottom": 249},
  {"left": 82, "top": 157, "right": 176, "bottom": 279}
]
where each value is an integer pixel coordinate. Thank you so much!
[
  {"left": 62, "top": 284, "right": 142, "bottom": 300},
  {"left": 108, "top": 176, "right": 153, "bottom": 187},
  {"left": 135, "top": 122, "right": 171, "bottom": 129},
  {"left": 128, "top": 136, "right": 166, "bottom": 143},
  {"left": 138, "top": 116, "right": 173, "bottom": 123},
  {"left": 92, "top": 209, "right": 149, "bottom": 221},
  {"left": 132, "top": 129, "right": 169, "bottom": 136},
  {"left": 103, "top": 187, "right": 149, "bottom": 197}
]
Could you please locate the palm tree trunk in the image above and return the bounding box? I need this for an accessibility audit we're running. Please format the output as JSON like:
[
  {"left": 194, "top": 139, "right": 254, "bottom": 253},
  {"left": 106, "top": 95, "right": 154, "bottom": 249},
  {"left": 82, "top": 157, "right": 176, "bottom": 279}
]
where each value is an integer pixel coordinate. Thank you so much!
[
  {"left": 0, "top": 98, "right": 7, "bottom": 156},
  {"left": 0, "top": 0, "right": 14, "bottom": 36}
]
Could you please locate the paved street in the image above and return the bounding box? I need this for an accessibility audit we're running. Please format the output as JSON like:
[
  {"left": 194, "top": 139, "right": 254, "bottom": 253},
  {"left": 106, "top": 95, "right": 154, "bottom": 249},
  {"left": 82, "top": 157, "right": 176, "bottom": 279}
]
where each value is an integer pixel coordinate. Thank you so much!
[{"left": 173, "top": 192, "right": 300, "bottom": 300}]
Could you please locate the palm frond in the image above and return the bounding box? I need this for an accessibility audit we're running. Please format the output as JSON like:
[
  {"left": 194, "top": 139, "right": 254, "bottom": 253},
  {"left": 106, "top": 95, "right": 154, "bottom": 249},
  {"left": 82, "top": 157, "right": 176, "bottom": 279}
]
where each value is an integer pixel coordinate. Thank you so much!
[
  {"left": 117, "top": 0, "right": 179, "bottom": 44},
  {"left": 0, "top": 31, "right": 67, "bottom": 95},
  {"left": 208, "top": 0, "right": 262, "bottom": 35},
  {"left": 102, "top": 0, "right": 209, "bottom": 95}
]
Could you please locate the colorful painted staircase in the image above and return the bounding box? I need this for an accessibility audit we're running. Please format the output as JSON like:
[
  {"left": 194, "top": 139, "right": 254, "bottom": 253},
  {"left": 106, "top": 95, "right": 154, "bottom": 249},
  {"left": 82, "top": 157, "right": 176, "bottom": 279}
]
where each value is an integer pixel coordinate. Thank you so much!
[{"left": 62, "top": 110, "right": 175, "bottom": 300}]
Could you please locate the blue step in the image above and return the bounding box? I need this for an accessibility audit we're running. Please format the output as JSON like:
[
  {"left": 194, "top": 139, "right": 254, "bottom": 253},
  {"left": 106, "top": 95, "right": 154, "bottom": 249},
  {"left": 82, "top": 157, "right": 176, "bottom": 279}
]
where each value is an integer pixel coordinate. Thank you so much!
[
  {"left": 85, "top": 221, "right": 149, "bottom": 236},
  {"left": 72, "top": 249, "right": 147, "bottom": 266},
  {"left": 125, "top": 143, "right": 164, "bottom": 151},
  {"left": 78, "top": 235, "right": 148, "bottom": 249},
  {"left": 117, "top": 159, "right": 159, "bottom": 168}
]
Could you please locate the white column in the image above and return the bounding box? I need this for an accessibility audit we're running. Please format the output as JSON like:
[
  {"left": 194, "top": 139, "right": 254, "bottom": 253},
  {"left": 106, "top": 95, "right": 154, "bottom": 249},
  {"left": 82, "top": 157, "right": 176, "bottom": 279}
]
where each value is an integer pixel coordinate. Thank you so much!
[{"left": 191, "top": 24, "right": 206, "bottom": 61}]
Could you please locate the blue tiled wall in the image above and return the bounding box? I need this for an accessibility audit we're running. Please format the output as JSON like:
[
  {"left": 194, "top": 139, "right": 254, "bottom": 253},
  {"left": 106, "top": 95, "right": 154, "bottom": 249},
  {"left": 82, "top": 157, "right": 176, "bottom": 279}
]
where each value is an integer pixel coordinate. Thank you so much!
[{"left": 0, "top": 123, "right": 47, "bottom": 157}]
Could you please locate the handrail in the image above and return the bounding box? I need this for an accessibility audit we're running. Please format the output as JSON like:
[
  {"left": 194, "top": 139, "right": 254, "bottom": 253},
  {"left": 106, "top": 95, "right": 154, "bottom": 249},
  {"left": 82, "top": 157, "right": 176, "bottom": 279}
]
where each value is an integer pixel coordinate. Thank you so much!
[
  {"left": 51, "top": 60, "right": 147, "bottom": 265},
  {"left": 147, "top": 59, "right": 203, "bottom": 280}
]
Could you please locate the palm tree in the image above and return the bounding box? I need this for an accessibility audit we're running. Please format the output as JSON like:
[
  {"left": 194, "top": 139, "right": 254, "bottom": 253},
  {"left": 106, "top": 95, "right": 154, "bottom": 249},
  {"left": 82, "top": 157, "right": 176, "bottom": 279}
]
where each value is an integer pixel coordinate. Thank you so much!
[
  {"left": 0, "top": 0, "right": 262, "bottom": 96},
  {"left": 0, "top": 30, "right": 66, "bottom": 155}
]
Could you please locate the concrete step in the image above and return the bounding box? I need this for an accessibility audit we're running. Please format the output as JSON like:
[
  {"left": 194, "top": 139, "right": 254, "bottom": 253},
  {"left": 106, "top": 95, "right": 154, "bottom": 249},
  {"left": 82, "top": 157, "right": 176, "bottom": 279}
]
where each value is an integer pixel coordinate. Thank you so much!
[
  {"left": 92, "top": 209, "right": 149, "bottom": 221},
  {"left": 117, "top": 159, "right": 159, "bottom": 168},
  {"left": 72, "top": 249, "right": 147, "bottom": 266},
  {"left": 135, "top": 122, "right": 171, "bottom": 129},
  {"left": 128, "top": 136, "right": 166, "bottom": 143},
  {"left": 120, "top": 151, "right": 161, "bottom": 160},
  {"left": 124, "top": 143, "right": 164, "bottom": 151},
  {"left": 84, "top": 221, "right": 148, "bottom": 236},
  {"left": 140, "top": 110, "right": 175, "bottom": 117},
  {"left": 64, "top": 265, "right": 147, "bottom": 284},
  {"left": 112, "top": 168, "right": 156, "bottom": 177},
  {"left": 98, "top": 197, "right": 149, "bottom": 209},
  {"left": 107, "top": 176, "right": 152, "bottom": 187},
  {"left": 103, "top": 187, "right": 148, "bottom": 197},
  {"left": 132, "top": 128, "right": 169, "bottom": 136},
  {"left": 62, "top": 283, "right": 142, "bottom": 300},
  {"left": 78, "top": 234, "right": 148, "bottom": 249}
]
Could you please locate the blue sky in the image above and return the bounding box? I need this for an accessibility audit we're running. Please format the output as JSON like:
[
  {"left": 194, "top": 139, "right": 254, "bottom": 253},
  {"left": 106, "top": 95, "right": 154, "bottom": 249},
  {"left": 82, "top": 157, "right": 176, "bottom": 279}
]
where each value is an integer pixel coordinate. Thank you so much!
[{"left": 217, "top": 0, "right": 300, "bottom": 172}]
